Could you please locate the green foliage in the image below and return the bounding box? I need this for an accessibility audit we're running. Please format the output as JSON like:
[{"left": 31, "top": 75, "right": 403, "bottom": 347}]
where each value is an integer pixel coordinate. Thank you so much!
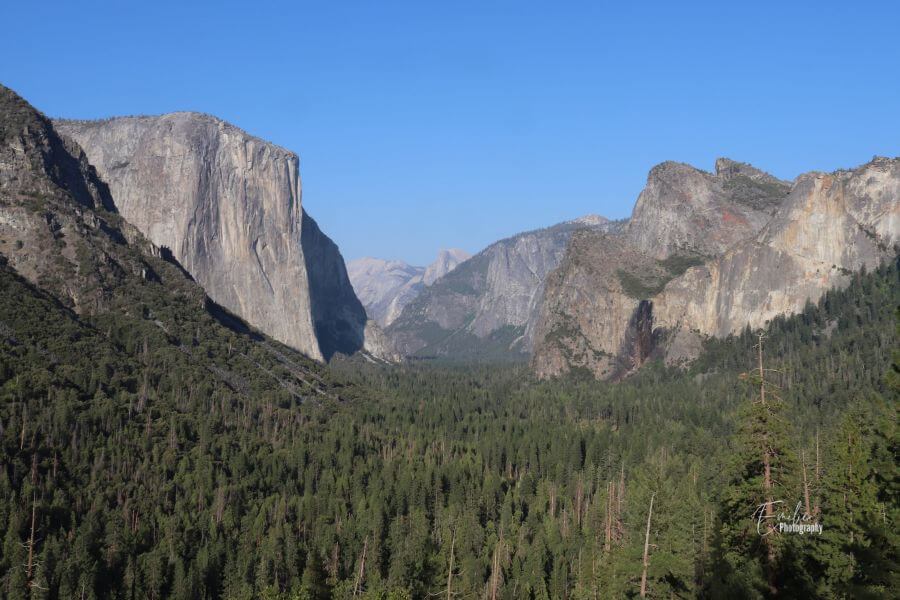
[
  {"left": 0, "top": 246, "right": 897, "bottom": 599},
  {"left": 616, "top": 268, "right": 666, "bottom": 299},
  {"left": 617, "top": 252, "right": 706, "bottom": 299},
  {"left": 659, "top": 252, "right": 706, "bottom": 277},
  {"left": 722, "top": 175, "right": 791, "bottom": 211}
]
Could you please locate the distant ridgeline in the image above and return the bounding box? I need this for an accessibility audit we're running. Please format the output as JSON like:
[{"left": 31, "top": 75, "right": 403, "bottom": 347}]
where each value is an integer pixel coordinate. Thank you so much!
[{"left": 363, "top": 155, "right": 898, "bottom": 380}]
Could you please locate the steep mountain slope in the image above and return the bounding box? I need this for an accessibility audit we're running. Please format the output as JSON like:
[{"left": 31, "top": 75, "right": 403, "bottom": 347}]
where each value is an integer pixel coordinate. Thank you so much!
[
  {"left": 55, "top": 113, "right": 390, "bottom": 362},
  {"left": 54, "top": 113, "right": 324, "bottom": 360},
  {"left": 348, "top": 257, "right": 425, "bottom": 326},
  {"left": 386, "top": 216, "right": 621, "bottom": 360},
  {"left": 0, "top": 84, "right": 334, "bottom": 399},
  {"left": 348, "top": 248, "right": 470, "bottom": 327},
  {"left": 624, "top": 158, "right": 790, "bottom": 259},
  {"left": 533, "top": 157, "right": 899, "bottom": 379},
  {"left": 653, "top": 157, "right": 900, "bottom": 360}
]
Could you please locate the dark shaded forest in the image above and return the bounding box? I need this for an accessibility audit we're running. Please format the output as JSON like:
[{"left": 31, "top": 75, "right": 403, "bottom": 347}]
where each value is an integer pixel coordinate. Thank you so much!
[{"left": 1, "top": 256, "right": 898, "bottom": 599}]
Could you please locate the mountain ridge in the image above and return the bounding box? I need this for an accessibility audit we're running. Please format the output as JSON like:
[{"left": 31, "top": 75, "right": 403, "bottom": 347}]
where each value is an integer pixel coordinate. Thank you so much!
[
  {"left": 533, "top": 155, "right": 899, "bottom": 379},
  {"left": 386, "top": 216, "right": 623, "bottom": 360}
]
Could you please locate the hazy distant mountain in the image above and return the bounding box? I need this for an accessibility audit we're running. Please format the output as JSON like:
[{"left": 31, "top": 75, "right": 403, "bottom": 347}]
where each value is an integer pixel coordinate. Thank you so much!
[
  {"left": 386, "top": 216, "right": 623, "bottom": 360},
  {"left": 348, "top": 248, "right": 470, "bottom": 327}
]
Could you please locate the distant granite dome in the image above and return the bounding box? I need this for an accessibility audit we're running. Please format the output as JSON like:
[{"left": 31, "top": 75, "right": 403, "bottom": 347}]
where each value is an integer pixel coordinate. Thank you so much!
[
  {"left": 424, "top": 248, "right": 471, "bottom": 285},
  {"left": 348, "top": 248, "right": 471, "bottom": 328}
]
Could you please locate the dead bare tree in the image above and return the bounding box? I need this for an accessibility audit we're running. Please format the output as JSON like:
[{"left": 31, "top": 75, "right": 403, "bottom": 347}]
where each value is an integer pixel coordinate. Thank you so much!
[
  {"left": 639, "top": 492, "right": 655, "bottom": 598},
  {"left": 352, "top": 536, "right": 367, "bottom": 598}
]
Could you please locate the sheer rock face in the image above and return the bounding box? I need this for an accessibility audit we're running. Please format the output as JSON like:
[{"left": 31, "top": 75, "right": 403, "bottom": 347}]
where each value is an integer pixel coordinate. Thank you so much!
[
  {"left": 348, "top": 257, "right": 425, "bottom": 327},
  {"left": 55, "top": 114, "right": 324, "bottom": 361},
  {"left": 624, "top": 158, "right": 790, "bottom": 259},
  {"left": 653, "top": 158, "right": 900, "bottom": 359},
  {"left": 347, "top": 248, "right": 470, "bottom": 328},
  {"left": 532, "top": 231, "right": 659, "bottom": 379},
  {"left": 300, "top": 211, "right": 397, "bottom": 360},
  {"left": 387, "top": 217, "right": 622, "bottom": 359},
  {"left": 533, "top": 157, "right": 899, "bottom": 379}
]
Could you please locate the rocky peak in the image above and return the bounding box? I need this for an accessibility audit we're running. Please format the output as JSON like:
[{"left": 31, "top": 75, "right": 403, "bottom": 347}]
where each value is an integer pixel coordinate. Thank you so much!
[
  {"left": 423, "top": 248, "right": 471, "bottom": 285},
  {"left": 714, "top": 157, "right": 783, "bottom": 183},
  {"left": 626, "top": 158, "right": 789, "bottom": 260},
  {"left": 348, "top": 248, "right": 470, "bottom": 328},
  {"left": 0, "top": 85, "right": 165, "bottom": 313},
  {"left": 565, "top": 214, "right": 611, "bottom": 227},
  {"left": 533, "top": 155, "right": 899, "bottom": 380},
  {"left": 386, "top": 216, "right": 615, "bottom": 360}
]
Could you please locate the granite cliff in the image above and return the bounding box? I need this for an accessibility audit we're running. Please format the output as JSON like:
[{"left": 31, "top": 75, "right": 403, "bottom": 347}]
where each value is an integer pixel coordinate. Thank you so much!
[
  {"left": 387, "top": 216, "right": 621, "bottom": 360},
  {"left": 0, "top": 84, "right": 336, "bottom": 407},
  {"left": 301, "top": 211, "right": 397, "bottom": 360},
  {"left": 347, "top": 248, "right": 470, "bottom": 328},
  {"left": 56, "top": 113, "right": 388, "bottom": 362},
  {"left": 533, "top": 157, "right": 899, "bottom": 379}
]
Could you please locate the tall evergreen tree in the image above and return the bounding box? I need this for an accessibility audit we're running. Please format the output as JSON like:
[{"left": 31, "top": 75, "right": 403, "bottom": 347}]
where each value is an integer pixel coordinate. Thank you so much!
[{"left": 711, "top": 334, "right": 802, "bottom": 599}]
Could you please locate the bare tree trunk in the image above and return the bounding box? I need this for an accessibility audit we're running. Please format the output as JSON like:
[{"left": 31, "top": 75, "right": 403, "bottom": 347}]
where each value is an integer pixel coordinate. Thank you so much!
[
  {"left": 801, "top": 449, "right": 811, "bottom": 516},
  {"left": 639, "top": 493, "right": 655, "bottom": 598},
  {"left": 446, "top": 530, "right": 455, "bottom": 600},
  {"left": 490, "top": 531, "right": 504, "bottom": 600},
  {"left": 814, "top": 429, "right": 821, "bottom": 516},
  {"left": 26, "top": 491, "right": 37, "bottom": 592},
  {"left": 20, "top": 404, "right": 26, "bottom": 450},
  {"left": 352, "top": 536, "right": 367, "bottom": 598},
  {"left": 604, "top": 481, "right": 612, "bottom": 552}
]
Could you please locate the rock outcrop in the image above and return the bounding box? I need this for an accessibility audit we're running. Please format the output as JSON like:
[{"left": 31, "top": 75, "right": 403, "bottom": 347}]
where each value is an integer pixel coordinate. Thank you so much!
[
  {"left": 55, "top": 113, "right": 379, "bottom": 362},
  {"left": 0, "top": 85, "right": 149, "bottom": 312},
  {"left": 624, "top": 158, "right": 790, "bottom": 259},
  {"left": 301, "top": 211, "right": 397, "bottom": 360},
  {"left": 424, "top": 248, "right": 470, "bottom": 285},
  {"left": 652, "top": 158, "right": 900, "bottom": 361},
  {"left": 387, "top": 217, "right": 621, "bottom": 360},
  {"left": 533, "top": 157, "right": 899, "bottom": 379},
  {"left": 348, "top": 248, "right": 470, "bottom": 328},
  {"left": 1, "top": 85, "right": 334, "bottom": 411}
]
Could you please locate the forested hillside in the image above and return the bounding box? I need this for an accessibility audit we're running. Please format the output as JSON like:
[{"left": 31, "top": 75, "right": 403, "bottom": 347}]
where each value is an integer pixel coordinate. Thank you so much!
[{"left": 1, "top": 241, "right": 897, "bottom": 599}]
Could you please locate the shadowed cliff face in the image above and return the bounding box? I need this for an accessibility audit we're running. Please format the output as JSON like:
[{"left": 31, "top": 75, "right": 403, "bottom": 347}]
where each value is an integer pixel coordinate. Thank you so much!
[
  {"left": 300, "top": 210, "right": 366, "bottom": 360},
  {"left": 55, "top": 113, "right": 325, "bottom": 360},
  {"left": 533, "top": 157, "right": 900, "bottom": 380}
]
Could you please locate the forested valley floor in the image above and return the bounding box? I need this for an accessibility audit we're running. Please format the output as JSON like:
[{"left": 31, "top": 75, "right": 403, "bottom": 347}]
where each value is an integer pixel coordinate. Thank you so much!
[{"left": 1, "top": 256, "right": 898, "bottom": 599}]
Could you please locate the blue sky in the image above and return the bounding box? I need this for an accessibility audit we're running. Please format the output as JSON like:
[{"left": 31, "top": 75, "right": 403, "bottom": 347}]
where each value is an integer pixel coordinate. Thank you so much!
[{"left": 3, "top": 1, "right": 899, "bottom": 265}]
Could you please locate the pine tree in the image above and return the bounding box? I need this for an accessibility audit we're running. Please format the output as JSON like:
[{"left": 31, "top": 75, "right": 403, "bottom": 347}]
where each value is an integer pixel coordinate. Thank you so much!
[
  {"left": 712, "top": 334, "right": 801, "bottom": 598},
  {"left": 300, "top": 551, "right": 331, "bottom": 600}
]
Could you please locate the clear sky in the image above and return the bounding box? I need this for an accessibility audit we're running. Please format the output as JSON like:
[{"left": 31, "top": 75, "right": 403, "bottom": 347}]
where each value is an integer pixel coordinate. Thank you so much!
[{"left": 2, "top": 1, "right": 899, "bottom": 265}]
